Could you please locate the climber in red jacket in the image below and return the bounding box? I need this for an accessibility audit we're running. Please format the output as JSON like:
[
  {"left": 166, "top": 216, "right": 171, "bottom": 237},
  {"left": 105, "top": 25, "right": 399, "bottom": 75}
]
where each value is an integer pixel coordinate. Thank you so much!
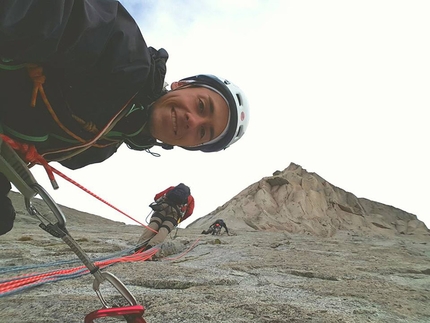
[{"left": 136, "top": 183, "right": 194, "bottom": 252}]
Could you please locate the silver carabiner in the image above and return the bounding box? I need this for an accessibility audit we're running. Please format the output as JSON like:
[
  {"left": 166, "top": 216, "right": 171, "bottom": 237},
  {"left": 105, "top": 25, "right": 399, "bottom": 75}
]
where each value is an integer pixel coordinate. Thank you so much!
[
  {"left": 24, "top": 183, "right": 66, "bottom": 229},
  {"left": 93, "top": 271, "right": 138, "bottom": 308},
  {"left": 0, "top": 137, "right": 37, "bottom": 199}
]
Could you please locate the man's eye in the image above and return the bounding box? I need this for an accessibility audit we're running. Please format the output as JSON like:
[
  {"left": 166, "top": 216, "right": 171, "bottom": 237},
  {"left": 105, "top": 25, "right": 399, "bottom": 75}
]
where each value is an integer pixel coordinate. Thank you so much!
[
  {"left": 200, "top": 127, "right": 206, "bottom": 139},
  {"left": 199, "top": 100, "right": 204, "bottom": 112}
]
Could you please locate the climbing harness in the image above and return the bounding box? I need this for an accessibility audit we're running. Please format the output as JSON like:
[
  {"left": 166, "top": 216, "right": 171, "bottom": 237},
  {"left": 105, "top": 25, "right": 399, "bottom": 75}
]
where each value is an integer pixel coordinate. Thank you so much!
[
  {"left": 213, "top": 223, "right": 222, "bottom": 235},
  {"left": 0, "top": 136, "right": 148, "bottom": 323},
  {"left": 147, "top": 190, "right": 191, "bottom": 241}
]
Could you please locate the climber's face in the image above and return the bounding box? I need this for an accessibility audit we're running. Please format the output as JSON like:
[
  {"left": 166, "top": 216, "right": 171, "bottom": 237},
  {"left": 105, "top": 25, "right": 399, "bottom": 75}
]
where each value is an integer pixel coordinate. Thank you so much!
[{"left": 149, "top": 83, "right": 229, "bottom": 147}]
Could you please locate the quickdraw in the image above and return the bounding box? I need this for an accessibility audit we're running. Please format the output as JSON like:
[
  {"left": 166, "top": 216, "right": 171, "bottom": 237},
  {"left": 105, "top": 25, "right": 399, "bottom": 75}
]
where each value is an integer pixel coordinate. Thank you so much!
[{"left": 0, "top": 136, "right": 147, "bottom": 323}]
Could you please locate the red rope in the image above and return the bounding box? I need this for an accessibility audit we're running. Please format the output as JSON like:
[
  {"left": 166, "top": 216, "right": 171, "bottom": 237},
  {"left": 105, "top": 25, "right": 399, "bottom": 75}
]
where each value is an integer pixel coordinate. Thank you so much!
[
  {"left": 49, "top": 166, "right": 156, "bottom": 231},
  {"left": 0, "top": 134, "right": 157, "bottom": 233},
  {"left": 0, "top": 134, "right": 56, "bottom": 184},
  {"left": 162, "top": 238, "right": 201, "bottom": 261}
]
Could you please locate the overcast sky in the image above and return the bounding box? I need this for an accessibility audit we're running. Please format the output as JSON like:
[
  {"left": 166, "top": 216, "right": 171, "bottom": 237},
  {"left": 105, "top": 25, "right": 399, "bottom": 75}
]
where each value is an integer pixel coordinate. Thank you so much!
[{"left": 25, "top": 0, "right": 430, "bottom": 230}]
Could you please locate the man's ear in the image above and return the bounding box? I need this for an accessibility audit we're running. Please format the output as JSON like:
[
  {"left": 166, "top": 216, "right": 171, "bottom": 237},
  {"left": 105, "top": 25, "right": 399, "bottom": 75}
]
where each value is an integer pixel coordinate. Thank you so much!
[{"left": 171, "top": 81, "right": 189, "bottom": 90}]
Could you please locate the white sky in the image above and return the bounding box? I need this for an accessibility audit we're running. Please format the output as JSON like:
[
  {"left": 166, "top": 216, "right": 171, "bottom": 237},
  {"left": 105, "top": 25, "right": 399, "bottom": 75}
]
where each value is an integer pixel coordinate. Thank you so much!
[{"left": 19, "top": 0, "right": 430, "bottom": 230}]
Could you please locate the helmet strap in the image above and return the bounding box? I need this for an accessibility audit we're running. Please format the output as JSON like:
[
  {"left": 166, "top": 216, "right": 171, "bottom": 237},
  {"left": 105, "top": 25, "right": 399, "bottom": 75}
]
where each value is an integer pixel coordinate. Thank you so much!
[{"left": 160, "top": 142, "right": 174, "bottom": 150}]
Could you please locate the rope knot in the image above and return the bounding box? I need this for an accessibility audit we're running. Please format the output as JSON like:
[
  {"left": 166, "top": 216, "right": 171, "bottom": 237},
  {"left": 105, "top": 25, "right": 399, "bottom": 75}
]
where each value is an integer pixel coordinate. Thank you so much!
[
  {"left": 82, "top": 121, "right": 99, "bottom": 133},
  {"left": 0, "top": 134, "right": 58, "bottom": 189},
  {"left": 72, "top": 115, "right": 100, "bottom": 133}
]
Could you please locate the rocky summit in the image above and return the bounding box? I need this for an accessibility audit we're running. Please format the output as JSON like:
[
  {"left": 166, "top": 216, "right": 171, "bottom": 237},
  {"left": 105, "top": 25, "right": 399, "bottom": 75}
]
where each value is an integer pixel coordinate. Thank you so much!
[
  {"left": 189, "top": 163, "right": 429, "bottom": 238},
  {"left": 0, "top": 163, "right": 429, "bottom": 323}
]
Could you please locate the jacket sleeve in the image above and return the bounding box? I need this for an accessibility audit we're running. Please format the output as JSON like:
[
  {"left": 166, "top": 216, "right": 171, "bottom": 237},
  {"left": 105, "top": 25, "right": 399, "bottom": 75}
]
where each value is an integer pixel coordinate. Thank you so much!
[
  {"left": 0, "top": 0, "right": 138, "bottom": 69},
  {"left": 222, "top": 223, "right": 229, "bottom": 234},
  {"left": 0, "top": 0, "right": 75, "bottom": 64}
]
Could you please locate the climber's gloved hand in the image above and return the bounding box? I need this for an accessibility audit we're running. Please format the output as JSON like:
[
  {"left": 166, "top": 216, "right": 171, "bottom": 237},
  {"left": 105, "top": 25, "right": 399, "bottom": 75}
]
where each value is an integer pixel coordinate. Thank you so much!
[{"left": 165, "top": 183, "right": 190, "bottom": 206}]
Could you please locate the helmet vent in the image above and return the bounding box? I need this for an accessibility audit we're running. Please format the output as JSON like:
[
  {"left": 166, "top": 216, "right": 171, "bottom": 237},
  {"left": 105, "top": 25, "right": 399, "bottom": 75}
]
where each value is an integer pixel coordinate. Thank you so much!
[
  {"left": 236, "top": 125, "right": 243, "bottom": 138},
  {"left": 236, "top": 93, "right": 243, "bottom": 106}
]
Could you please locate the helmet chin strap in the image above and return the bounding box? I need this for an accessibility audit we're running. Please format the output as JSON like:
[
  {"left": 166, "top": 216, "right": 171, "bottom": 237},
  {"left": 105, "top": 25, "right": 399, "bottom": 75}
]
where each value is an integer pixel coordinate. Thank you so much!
[
  {"left": 159, "top": 141, "right": 208, "bottom": 151},
  {"left": 160, "top": 142, "right": 174, "bottom": 150}
]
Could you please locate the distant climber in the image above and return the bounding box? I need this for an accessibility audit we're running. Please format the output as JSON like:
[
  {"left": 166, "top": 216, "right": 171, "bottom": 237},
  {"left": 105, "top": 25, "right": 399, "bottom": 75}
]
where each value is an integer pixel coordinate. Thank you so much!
[{"left": 202, "top": 219, "right": 229, "bottom": 235}]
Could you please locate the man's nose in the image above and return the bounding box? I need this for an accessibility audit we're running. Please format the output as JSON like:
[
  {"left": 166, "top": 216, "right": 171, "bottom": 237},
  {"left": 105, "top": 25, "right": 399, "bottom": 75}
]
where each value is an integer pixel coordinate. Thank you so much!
[{"left": 185, "top": 113, "right": 204, "bottom": 129}]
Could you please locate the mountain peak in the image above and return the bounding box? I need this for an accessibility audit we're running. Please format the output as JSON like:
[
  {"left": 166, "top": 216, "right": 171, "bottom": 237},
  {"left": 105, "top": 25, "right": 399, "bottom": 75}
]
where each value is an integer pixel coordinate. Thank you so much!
[{"left": 189, "top": 163, "right": 429, "bottom": 238}]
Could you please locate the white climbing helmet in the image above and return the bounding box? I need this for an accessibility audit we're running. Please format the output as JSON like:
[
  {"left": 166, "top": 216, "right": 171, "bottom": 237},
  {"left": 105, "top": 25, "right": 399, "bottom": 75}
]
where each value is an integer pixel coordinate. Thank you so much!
[{"left": 179, "top": 74, "right": 250, "bottom": 152}]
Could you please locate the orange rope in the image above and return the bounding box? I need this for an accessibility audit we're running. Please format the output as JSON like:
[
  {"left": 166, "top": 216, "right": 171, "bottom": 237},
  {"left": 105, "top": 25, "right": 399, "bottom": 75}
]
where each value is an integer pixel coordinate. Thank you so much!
[
  {"left": 72, "top": 115, "right": 99, "bottom": 133},
  {"left": 162, "top": 238, "right": 201, "bottom": 262},
  {"left": 26, "top": 64, "right": 45, "bottom": 108},
  {"left": 26, "top": 64, "right": 111, "bottom": 149},
  {"left": 26, "top": 64, "right": 85, "bottom": 143}
]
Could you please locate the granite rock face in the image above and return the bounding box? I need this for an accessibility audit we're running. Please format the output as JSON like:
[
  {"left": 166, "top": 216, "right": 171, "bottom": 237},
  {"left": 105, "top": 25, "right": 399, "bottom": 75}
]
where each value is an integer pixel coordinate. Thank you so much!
[{"left": 1, "top": 163, "right": 429, "bottom": 323}]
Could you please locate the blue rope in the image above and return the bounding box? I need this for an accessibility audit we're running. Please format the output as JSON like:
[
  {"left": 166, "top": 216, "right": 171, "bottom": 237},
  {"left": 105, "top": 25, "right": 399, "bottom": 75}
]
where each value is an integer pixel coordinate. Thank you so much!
[
  {"left": 0, "top": 242, "right": 154, "bottom": 297},
  {"left": 0, "top": 264, "right": 115, "bottom": 298},
  {"left": 0, "top": 246, "right": 136, "bottom": 274}
]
